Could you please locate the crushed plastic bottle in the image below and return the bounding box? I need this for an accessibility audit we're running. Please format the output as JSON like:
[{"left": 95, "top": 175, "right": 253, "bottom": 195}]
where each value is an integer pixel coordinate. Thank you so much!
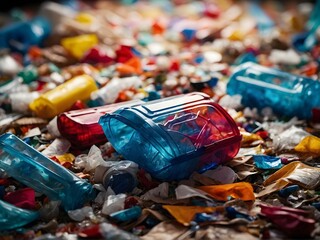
[
  {"left": 99, "top": 92, "right": 241, "bottom": 180},
  {"left": 0, "top": 133, "right": 96, "bottom": 210},
  {"left": 227, "top": 62, "right": 320, "bottom": 119}
]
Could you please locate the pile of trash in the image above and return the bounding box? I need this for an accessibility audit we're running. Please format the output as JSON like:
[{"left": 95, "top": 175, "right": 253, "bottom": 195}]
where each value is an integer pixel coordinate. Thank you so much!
[{"left": 1, "top": 0, "right": 320, "bottom": 239}]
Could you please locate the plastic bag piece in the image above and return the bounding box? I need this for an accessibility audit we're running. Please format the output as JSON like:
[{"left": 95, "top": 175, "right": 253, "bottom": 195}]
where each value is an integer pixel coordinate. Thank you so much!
[
  {"left": 29, "top": 74, "right": 98, "bottom": 119},
  {"left": 198, "top": 182, "right": 255, "bottom": 202},
  {"left": 259, "top": 204, "right": 315, "bottom": 238},
  {"left": 90, "top": 76, "right": 143, "bottom": 106},
  {"left": 99, "top": 222, "right": 140, "bottom": 240},
  {"left": 272, "top": 125, "right": 310, "bottom": 151},
  {"left": 99, "top": 92, "right": 241, "bottom": 181},
  {"left": 0, "top": 133, "right": 96, "bottom": 211},
  {"left": 0, "top": 199, "right": 39, "bottom": 231},
  {"left": 57, "top": 99, "right": 143, "bottom": 149},
  {"left": 294, "top": 135, "right": 320, "bottom": 155},
  {"left": 102, "top": 194, "right": 126, "bottom": 215},
  {"left": 74, "top": 145, "right": 105, "bottom": 172},
  {"left": 163, "top": 205, "right": 222, "bottom": 226},
  {"left": 0, "top": 17, "right": 51, "bottom": 54},
  {"left": 257, "top": 161, "right": 320, "bottom": 198},
  {"left": 227, "top": 62, "right": 320, "bottom": 119}
]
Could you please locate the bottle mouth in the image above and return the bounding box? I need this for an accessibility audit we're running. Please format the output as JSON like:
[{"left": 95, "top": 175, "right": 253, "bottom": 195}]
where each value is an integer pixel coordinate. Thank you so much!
[{"left": 103, "top": 171, "right": 136, "bottom": 194}]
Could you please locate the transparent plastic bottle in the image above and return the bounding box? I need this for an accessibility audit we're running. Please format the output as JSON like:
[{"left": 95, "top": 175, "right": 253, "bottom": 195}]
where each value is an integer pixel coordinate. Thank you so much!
[
  {"left": 227, "top": 62, "right": 320, "bottom": 119},
  {"left": 0, "top": 133, "right": 96, "bottom": 210}
]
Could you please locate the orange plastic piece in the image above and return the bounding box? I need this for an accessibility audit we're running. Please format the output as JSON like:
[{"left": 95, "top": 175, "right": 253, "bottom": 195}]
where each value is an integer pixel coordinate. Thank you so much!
[
  {"left": 55, "top": 153, "right": 75, "bottom": 164},
  {"left": 116, "top": 57, "right": 142, "bottom": 75},
  {"left": 198, "top": 182, "right": 256, "bottom": 201},
  {"left": 163, "top": 205, "right": 223, "bottom": 226},
  {"left": 116, "top": 64, "right": 136, "bottom": 75},
  {"left": 29, "top": 74, "right": 97, "bottom": 119},
  {"left": 152, "top": 21, "right": 165, "bottom": 35},
  {"left": 294, "top": 135, "right": 320, "bottom": 156},
  {"left": 28, "top": 46, "right": 42, "bottom": 59}
]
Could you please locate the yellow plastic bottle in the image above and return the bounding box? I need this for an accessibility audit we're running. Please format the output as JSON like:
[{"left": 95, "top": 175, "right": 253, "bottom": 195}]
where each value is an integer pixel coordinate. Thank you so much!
[{"left": 29, "top": 75, "right": 97, "bottom": 119}]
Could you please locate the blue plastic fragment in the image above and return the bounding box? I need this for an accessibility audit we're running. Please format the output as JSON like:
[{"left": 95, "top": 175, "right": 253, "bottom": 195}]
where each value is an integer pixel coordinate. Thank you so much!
[
  {"left": 110, "top": 206, "right": 142, "bottom": 222},
  {"left": 234, "top": 52, "right": 257, "bottom": 65},
  {"left": 253, "top": 155, "right": 283, "bottom": 170},
  {"left": 278, "top": 185, "right": 300, "bottom": 198},
  {"left": 193, "top": 212, "right": 219, "bottom": 223},
  {"left": 311, "top": 202, "right": 320, "bottom": 210},
  {"left": 181, "top": 28, "right": 196, "bottom": 42},
  {"left": 0, "top": 200, "right": 39, "bottom": 231},
  {"left": 226, "top": 206, "right": 254, "bottom": 221},
  {"left": 248, "top": 2, "right": 274, "bottom": 36}
]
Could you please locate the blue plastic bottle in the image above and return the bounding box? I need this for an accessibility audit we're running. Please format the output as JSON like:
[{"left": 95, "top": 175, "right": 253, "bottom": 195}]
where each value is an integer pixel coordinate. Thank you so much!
[
  {"left": 0, "top": 17, "right": 51, "bottom": 54},
  {"left": 227, "top": 62, "right": 320, "bottom": 119},
  {"left": 0, "top": 133, "right": 96, "bottom": 211},
  {"left": 0, "top": 200, "right": 39, "bottom": 231}
]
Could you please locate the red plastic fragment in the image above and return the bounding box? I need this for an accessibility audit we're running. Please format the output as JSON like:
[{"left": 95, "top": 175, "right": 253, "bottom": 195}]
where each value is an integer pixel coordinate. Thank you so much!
[
  {"left": 4, "top": 188, "right": 36, "bottom": 210},
  {"left": 259, "top": 204, "right": 315, "bottom": 238}
]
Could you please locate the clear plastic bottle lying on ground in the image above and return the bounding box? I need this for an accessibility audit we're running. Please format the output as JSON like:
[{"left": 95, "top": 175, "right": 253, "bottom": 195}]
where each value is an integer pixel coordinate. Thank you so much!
[
  {"left": 0, "top": 133, "right": 96, "bottom": 210},
  {"left": 99, "top": 92, "right": 241, "bottom": 181},
  {"left": 227, "top": 62, "right": 320, "bottom": 119}
]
